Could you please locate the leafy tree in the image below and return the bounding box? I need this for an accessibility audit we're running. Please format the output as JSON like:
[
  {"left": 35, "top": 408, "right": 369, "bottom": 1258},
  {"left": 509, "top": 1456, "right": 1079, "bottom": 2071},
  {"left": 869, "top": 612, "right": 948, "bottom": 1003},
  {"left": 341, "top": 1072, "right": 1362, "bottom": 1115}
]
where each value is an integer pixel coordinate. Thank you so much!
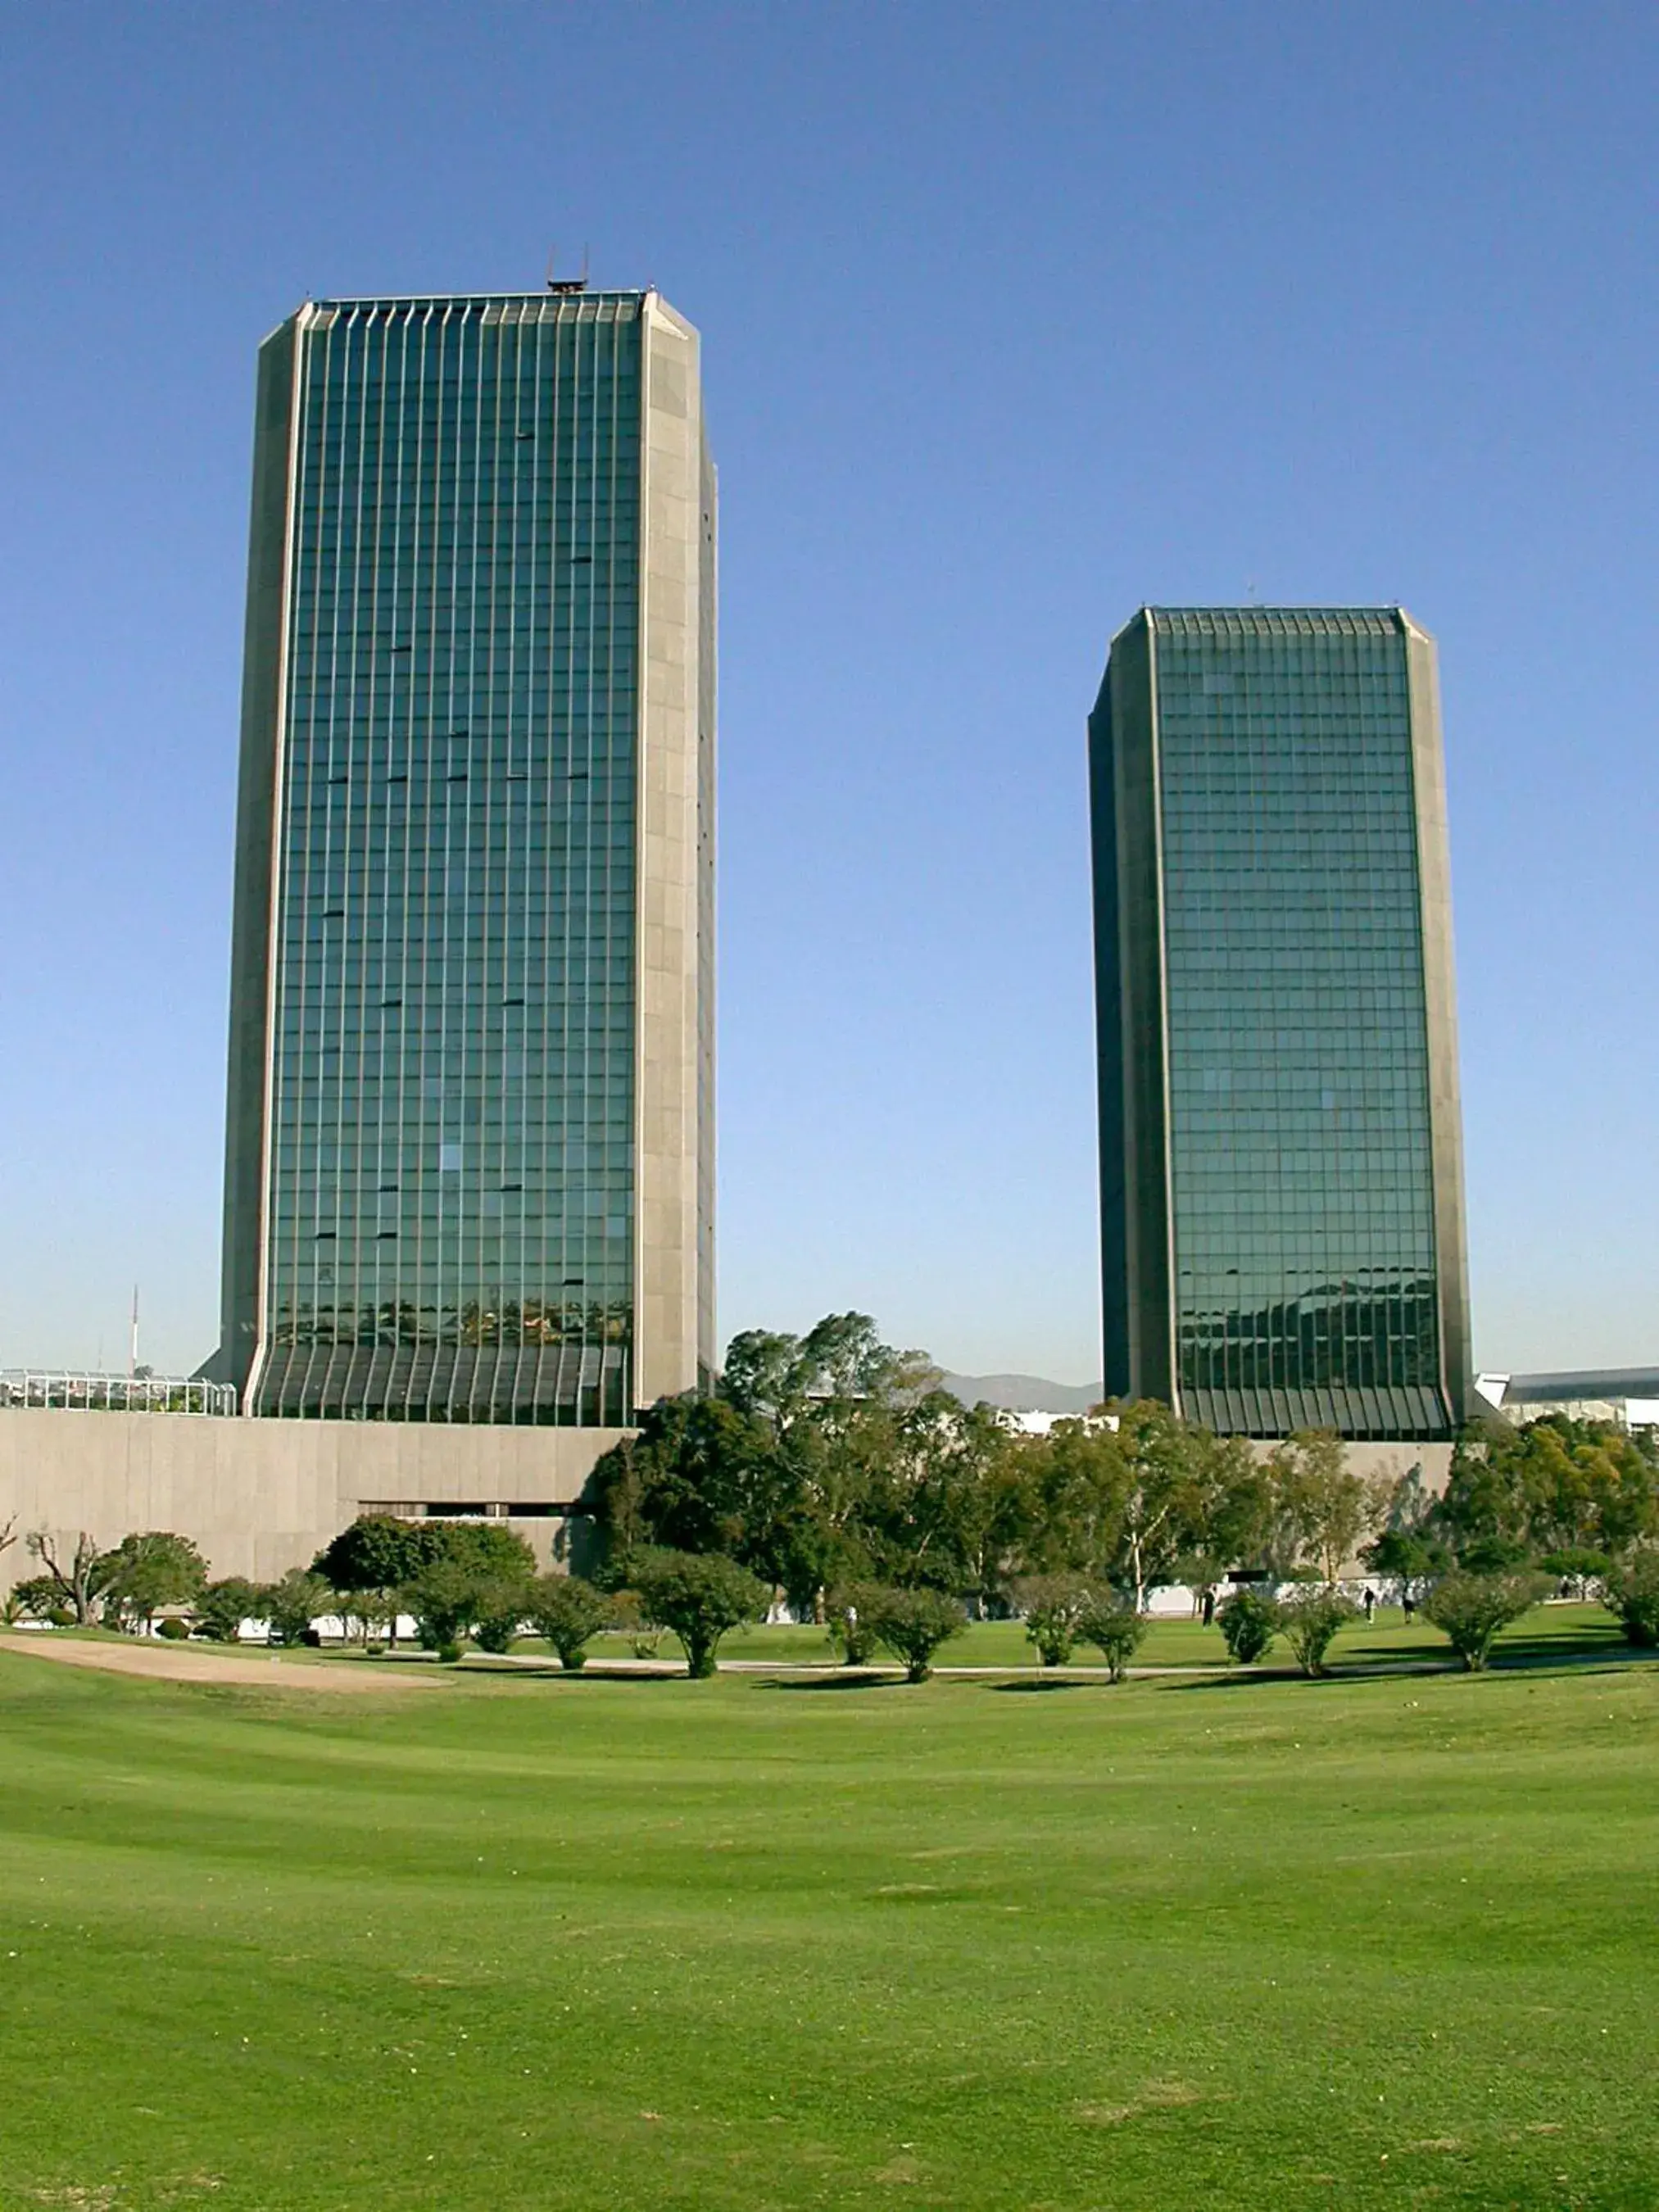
[
  {"left": 1112, "top": 1402, "right": 1207, "bottom": 1609},
  {"left": 1538, "top": 1548, "right": 1612, "bottom": 1594},
  {"left": 589, "top": 1394, "right": 781, "bottom": 1563},
  {"left": 1075, "top": 1595, "right": 1148, "bottom": 1682},
  {"left": 1421, "top": 1572, "right": 1544, "bottom": 1671},
  {"left": 1602, "top": 1553, "right": 1659, "bottom": 1649},
  {"left": 719, "top": 1313, "right": 941, "bottom": 1615},
  {"left": 862, "top": 1394, "right": 1026, "bottom": 1605},
  {"left": 265, "top": 1569, "right": 333, "bottom": 1647},
  {"left": 629, "top": 1549, "right": 769, "bottom": 1678},
  {"left": 1433, "top": 1416, "right": 1659, "bottom": 1562},
  {"left": 314, "top": 1514, "right": 426, "bottom": 1598},
  {"left": 1017, "top": 1416, "right": 1128, "bottom": 1578},
  {"left": 315, "top": 1514, "right": 428, "bottom": 1644},
  {"left": 595, "top": 1316, "right": 953, "bottom": 1621},
  {"left": 196, "top": 1577, "right": 262, "bottom": 1643},
  {"left": 1218, "top": 1588, "right": 1280, "bottom": 1665},
  {"left": 1279, "top": 1587, "right": 1357, "bottom": 1678},
  {"left": 97, "top": 1532, "right": 208, "bottom": 1632},
  {"left": 1014, "top": 1573, "right": 1091, "bottom": 1667},
  {"left": 317, "top": 1516, "right": 533, "bottom": 1652},
  {"left": 524, "top": 1574, "right": 614, "bottom": 1669},
  {"left": 1459, "top": 1534, "right": 1534, "bottom": 1575},
  {"left": 862, "top": 1585, "right": 967, "bottom": 1683},
  {"left": 427, "top": 1521, "right": 536, "bottom": 1580},
  {"left": 1266, "top": 1432, "right": 1386, "bottom": 1582},
  {"left": 25, "top": 1529, "right": 103, "bottom": 1626},
  {"left": 1361, "top": 1528, "right": 1451, "bottom": 1606},
  {"left": 722, "top": 1311, "right": 936, "bottom": 1424}
]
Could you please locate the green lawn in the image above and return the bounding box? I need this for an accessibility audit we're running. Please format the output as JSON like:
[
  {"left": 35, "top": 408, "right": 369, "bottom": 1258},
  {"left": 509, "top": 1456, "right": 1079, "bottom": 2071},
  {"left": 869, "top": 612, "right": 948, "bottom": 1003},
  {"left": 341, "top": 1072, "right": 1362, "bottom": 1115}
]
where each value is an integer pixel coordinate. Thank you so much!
[
  {"left": 575, "top": 1598, "right": 1632, "bottom": 1675},
  {"left": 2, "top": 1634, "right": 1657, "bottom": 2211}
]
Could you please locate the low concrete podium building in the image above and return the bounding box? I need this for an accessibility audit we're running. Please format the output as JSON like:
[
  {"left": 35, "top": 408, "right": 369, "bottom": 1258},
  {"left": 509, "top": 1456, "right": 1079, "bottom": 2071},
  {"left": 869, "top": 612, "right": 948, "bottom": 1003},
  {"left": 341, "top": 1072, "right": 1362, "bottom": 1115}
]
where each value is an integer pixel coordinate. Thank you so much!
[{"left": 0, "top": 1403, "right": 618, "bottom": 1587}]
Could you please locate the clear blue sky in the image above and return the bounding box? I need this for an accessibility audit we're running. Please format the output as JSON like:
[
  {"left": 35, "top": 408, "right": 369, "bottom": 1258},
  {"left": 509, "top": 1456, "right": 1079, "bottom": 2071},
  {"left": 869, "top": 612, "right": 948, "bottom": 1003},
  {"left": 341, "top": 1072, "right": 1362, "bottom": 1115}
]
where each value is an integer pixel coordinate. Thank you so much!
[{"left": 0, "top": 1, "right": 1652, "bottom": 1383}]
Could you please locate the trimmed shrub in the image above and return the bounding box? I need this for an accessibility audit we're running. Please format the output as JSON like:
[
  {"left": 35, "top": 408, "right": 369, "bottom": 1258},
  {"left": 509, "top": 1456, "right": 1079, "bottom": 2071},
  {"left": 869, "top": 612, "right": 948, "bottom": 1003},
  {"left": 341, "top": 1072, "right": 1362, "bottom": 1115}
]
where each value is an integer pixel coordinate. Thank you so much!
[
  {"left": 403, "top": 1561, "right": 487, "bottom": 1653},
  {"left": 524, "top": 1574, "right": 614, "bottom": 1670},
  {"left": 1076, "top": 1596, "right": 1148, "bottom": 1682},
  {"left": 1014, "top": 1574, "right": 1090, "bottom": 1668},
  {"left": 1279, "top": 1587, "right": 1357, "bottom": 1678},
  {"left": 265, "top": 1569, "right": 333, "bottom": 1648},
  {"left": 630, "top": 1550, "right": 770, "bottom": 1679},
  {"left": 825, "top": 1584, "right": 882, "bottom": 1666},
  {"left": 469, "top": 1580, "right": 533, "bottom": 1655},
  {"left": 863, "top": 1586, "right": 967, "bottom": 1684},
  {"left": 1421, "top": 1572, "right": 1545, "bottom": 1671},
  {"left": 7, "top": 1576, "right": 61, "bottom": 1622},
  {"left": 195, "top": 1577, "right": 262, "bottom": 1643},
  {"left": 156, "top": 1616, "right": 190, "bottom": 1641},
  {"left": 1602, "top": 1553, "right": 1659, "bottom": 1649},
  {"left": 1218, "top": 1589, "right": 1281, "bottom": 1665}
]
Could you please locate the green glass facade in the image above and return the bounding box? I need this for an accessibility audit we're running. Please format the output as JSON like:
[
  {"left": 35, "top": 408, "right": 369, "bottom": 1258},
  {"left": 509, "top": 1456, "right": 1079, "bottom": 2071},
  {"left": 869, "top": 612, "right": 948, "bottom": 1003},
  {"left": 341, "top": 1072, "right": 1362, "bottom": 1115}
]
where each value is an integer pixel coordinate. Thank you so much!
[
  {"left": 215, "top": 292, "right": 714, "bottom": 1422},
  {"left": 1090, "top": 608, "right": 1470, "bottom": 1440}
]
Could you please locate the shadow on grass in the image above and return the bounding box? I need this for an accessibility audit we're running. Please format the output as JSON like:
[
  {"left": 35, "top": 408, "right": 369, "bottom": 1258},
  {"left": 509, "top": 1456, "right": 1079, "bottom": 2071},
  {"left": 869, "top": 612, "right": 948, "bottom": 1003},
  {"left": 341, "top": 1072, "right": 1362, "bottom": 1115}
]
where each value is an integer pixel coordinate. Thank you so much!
[
  {"left": 456, "top": 1661, "right": 689, "bottom": 1685},
  {"left": 1159, "top": 1666, "right": 1361, "bottom": 1692},
  {"left": 758, "top": 1670, "right": 905, "bottom": 1692},
  {"left": 988, "top": 1677, "right": 1091, "bottom": 1693},
  {"left": 1158, "top": 1642, "right": 1653, "bottom": 1692},
  {"left": 1490, "top": 1625, "right": 1630, "bottom": 1665}
]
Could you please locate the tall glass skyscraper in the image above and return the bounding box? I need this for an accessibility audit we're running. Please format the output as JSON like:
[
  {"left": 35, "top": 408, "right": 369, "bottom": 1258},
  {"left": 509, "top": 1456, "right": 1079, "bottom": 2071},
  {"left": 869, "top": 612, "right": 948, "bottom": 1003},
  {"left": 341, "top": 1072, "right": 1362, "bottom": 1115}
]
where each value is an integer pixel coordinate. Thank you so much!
[
  {"left": 1090, "top": 607, "right": 1470, "bottom": 1440},
  {"left": 214, "top": 289, "right": 714, "bottom": 1423}
]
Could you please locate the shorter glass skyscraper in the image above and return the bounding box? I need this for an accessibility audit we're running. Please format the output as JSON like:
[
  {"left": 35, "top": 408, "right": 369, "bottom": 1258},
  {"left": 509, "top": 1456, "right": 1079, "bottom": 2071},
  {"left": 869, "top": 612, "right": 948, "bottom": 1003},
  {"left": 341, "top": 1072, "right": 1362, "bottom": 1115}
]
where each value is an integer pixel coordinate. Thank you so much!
[
  {"left": 1089, "top": 607, "right": 1471, "bottom": 1440},
  {"left": 213, "top": 288, "right": 714, "bottom": 1423}
]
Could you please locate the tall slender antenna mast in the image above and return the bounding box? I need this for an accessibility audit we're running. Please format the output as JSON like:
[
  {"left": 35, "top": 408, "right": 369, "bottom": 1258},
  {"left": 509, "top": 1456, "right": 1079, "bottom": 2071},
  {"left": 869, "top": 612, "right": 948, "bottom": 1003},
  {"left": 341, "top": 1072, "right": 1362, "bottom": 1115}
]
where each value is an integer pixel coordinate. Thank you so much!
[{"left": 129, "top": 1285, "right": 139, "bottom": 1379}]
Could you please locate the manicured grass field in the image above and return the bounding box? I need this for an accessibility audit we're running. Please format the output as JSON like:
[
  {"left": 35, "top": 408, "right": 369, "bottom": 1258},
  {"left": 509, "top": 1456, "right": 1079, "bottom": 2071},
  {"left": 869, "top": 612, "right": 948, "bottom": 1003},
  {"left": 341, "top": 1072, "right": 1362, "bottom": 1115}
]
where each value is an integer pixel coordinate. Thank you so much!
[
  {"left": 3, "top": 1631, "right": 1657, "bottom": 2210},
  {"left": 632, "top": 1601, "right": 1633, "bottom": 1674}
]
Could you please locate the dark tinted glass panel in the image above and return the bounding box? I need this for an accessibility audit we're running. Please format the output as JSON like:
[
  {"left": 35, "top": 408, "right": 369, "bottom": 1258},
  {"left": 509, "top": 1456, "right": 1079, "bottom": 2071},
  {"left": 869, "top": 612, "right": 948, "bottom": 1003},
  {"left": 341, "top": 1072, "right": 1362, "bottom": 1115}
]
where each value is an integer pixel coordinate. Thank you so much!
[
  {"left": 256, "top": 297, "right": 642, "bottom": 1422},
  {"left": 1154, "top": 612, "right": 1444, "bottom": 1439}
]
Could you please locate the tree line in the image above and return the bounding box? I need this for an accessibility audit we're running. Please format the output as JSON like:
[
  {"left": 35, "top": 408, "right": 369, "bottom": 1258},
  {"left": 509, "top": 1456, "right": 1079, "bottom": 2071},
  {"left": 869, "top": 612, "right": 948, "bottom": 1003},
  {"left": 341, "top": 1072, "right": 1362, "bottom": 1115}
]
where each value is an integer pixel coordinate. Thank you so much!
[
  {"left": 5, "top": 1312, "right": 1657, "bottom": 1678},
  {"left": 584, "top": 1312, "right": 1659, "bottom": 1670},
  {"left": 594, "top": 1314, "right": 1659, "bottom": 1601}
]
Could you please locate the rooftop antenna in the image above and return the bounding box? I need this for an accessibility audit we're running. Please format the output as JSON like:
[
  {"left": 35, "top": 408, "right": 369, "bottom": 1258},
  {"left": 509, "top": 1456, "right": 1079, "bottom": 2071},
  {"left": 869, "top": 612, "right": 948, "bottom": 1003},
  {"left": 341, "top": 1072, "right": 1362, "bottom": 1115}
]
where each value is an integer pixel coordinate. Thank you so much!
[
  {"left": 129, "top": 1285, "right": 139, "bottom": 1380},
  {"left": 546, "top": 239, "right": 588, "bottom": 295}
]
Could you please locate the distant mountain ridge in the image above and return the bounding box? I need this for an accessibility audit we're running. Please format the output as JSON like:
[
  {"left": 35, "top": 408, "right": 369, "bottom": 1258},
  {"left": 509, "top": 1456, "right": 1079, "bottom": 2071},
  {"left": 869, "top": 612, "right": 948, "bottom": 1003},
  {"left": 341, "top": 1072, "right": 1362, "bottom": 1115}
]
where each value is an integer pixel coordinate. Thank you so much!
[{"left": 938, "top": 1371, "right": 1104, "bottom": 1416}]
